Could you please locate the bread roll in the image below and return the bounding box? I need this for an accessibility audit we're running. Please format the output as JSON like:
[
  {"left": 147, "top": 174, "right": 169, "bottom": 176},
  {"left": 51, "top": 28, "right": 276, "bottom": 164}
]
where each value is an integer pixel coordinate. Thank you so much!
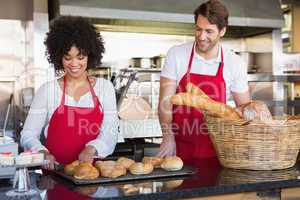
[
  {"left": 95, "top": 160, "right": 126, "bottom": 178},
  {"left": 142, "top": 156, "right": 163, "bottom": 168},
  {"left": 64, "top": 160, "right": 80, "bottom": 176},
  {"left": 102, "top": 165, "right": 127, "bottom": 178},
  {"left": 236, "top": 100, "right": 272, "bottom": 122},
  {"left": 95, "top": 160, "right": 116, "bottom": 170},
  {"left": 73, "top": 163, "right": 99, "bottom": 180},
  {"left": 171, "top": 92, "right": 241, "bottom": 120},
  {"left": 116, "top": 157, "right": 135, "bottom": 169},
  {"left": 129, "top": 162, "right": 153, "bottom": 175},
  {"left": 161, "top": 156, "right": 183, "bottom": 171}
]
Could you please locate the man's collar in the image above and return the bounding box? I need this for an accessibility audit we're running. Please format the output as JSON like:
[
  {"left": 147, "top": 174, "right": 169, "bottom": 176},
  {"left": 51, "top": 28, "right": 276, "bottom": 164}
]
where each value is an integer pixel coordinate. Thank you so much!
[{"left": 193, "top": 43, "right": 222, "bottom": 63}]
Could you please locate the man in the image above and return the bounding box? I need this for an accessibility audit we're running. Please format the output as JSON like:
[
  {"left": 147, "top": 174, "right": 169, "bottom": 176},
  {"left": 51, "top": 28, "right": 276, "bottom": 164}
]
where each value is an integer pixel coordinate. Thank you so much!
[{"left": 157, "top": 0, "right": 250, "bottom": 163}]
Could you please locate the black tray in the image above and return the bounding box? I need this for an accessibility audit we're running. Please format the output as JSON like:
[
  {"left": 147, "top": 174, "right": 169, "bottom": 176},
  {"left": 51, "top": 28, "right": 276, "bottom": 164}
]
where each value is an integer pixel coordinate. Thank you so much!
[{"left": 52, "top": 166, "right": 197, "bottom": 185}]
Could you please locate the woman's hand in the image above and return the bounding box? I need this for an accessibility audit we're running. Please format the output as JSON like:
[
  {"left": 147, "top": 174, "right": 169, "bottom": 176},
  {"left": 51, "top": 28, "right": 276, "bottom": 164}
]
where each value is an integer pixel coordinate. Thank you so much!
[
  {"left": 78, "top": 146, "right": 97, "bottom": 163},
  {"left": 157, "top": 134, "right": 176, "bottom": 157},
  {"left": 40, "top": 150, "right": 56, "bottom": 170}
]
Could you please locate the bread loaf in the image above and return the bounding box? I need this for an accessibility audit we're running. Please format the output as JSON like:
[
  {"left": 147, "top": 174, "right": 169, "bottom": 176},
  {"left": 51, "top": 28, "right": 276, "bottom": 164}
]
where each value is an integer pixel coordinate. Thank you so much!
[
  {"left": 171, "top": 92, "right": 241, "bottom": 120},
  {"left": 185, "top": 82, "right": 209, "bottom": 97},
  {"left": 173, "top": 82, "right": 275, "bottom": 123}
]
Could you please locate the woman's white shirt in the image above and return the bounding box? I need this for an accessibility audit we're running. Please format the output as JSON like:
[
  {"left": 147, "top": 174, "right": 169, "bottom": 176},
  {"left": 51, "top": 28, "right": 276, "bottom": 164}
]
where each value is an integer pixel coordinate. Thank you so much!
[{"left": 20, "top": 77, "right": 119, "bottom": 158}]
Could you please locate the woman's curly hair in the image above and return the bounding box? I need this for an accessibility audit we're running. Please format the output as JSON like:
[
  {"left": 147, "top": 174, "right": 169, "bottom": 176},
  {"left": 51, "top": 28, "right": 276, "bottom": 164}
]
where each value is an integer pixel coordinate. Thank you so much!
[{"left": 44, "top": 16, "right": 105, "bottom": 72}]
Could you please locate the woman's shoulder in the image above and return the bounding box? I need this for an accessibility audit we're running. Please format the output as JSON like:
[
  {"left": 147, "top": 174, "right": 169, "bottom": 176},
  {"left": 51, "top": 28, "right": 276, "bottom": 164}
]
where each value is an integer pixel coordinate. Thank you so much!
[
  {"left": 94, "top": 77, "right": 113, "bottom": 88},
  {"left": 36, "top": 79, "right": 59, "bottom": 92},
  {"left": 93, "top": 77, "right": 115, "bottom": 96}
]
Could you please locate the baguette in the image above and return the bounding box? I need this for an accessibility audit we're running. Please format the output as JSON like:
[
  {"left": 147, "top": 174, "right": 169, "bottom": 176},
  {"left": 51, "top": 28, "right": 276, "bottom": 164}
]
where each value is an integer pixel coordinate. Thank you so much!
[
  {"left": 185, "top": 82, "right": 209, "bottom": 97},
  {"left": 171, "top": 92, "right": 241, "bottom": 120}
]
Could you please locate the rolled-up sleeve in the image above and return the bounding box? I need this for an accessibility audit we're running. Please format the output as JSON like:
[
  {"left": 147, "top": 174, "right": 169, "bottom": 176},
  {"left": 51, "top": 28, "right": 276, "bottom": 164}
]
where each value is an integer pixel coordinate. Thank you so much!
[
  {"left": 20, "top": 84, "right": 49, "bottom": 152},
  {"left": 86, "top": 80, "right": 119, "bottom": 158},
  {"left": 160, "top": 46, "right": 178, "bottom": 81},
  {"left": 230, "top": 55, "right": 249, "bottom": 93}
]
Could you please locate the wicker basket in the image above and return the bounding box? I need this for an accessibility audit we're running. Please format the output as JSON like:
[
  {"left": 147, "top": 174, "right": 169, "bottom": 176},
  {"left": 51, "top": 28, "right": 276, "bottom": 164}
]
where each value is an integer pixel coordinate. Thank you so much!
[
  {"left": 218, "top": 167, "right": 300, "bottom": 185},
  {"left": 205, "top": 115, "right": 300, "bottom": 170}
]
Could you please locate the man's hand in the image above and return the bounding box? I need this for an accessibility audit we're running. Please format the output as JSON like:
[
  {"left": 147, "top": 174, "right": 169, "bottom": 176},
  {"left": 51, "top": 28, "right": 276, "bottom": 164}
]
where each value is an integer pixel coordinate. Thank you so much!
[
  {"left": 78, "top": 146, "right": 97, "bottom": 163},
  {"left": 157, "top": 76, "right": 177, "bottom": 158},
  {"left": 157, "top": 134, "right": 176, "bottom": 157}
]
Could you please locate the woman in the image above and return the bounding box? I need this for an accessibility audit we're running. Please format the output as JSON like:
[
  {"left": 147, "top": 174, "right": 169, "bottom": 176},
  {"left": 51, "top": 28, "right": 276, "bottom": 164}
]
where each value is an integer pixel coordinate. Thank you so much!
[{"left": 20, "top": 16, "right": 119, "bottom": 170}]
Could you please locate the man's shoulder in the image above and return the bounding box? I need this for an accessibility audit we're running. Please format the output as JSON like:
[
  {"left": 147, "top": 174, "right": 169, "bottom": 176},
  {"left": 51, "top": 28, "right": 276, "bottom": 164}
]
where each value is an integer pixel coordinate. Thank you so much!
[
  {"left": 222, "top": 46, "right": 241, "bottom": 59},
  {"left": 222, "top": 46, "right": 243, "bottom": 64},
  {"left": 168, "top": 41, "right": 194, "bottom": 54}
]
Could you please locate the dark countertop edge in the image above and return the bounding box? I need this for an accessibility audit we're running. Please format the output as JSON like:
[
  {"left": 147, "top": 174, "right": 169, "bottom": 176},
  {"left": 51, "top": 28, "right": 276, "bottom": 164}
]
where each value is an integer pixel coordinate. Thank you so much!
[{"left": 95, "top": 179, "right": 300, "bottom": 200}]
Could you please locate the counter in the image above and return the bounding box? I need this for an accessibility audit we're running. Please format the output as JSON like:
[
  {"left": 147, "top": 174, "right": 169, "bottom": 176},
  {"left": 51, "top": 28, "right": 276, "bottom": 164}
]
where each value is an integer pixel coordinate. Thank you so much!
[{"left": 1, "top": 158, "right": 300, "bottom": 200}]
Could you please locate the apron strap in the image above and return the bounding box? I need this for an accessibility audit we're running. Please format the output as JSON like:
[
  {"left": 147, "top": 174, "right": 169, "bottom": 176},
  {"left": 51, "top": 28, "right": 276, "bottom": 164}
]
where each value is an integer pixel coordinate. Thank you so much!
[
  {"left": 87, "top": 77, "right": 101, "bottom": 108},
  {"left": 61, "top": 76, "right": 67, "bottom": 106},
  {"left": 215, "top": 47, "right": 224, "bottom": 77},
  {"left": 186, "top": 42, "right": 195, "bottom": 75},
  {"left": 185, "top": 42, "right": 196, "bottom": 84}
]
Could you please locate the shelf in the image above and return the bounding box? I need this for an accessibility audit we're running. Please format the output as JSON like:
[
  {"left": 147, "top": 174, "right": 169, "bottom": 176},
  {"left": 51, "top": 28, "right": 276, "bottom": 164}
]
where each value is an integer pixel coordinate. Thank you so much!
[
  {"left": 120, "top": 68, "right": 162, "bottom": 73},
  {"left": 247, "top": 74, "right": 300, "bottom": 82},
  {"left": 0, "top": 77, "right": 17, "bottom": 82}
]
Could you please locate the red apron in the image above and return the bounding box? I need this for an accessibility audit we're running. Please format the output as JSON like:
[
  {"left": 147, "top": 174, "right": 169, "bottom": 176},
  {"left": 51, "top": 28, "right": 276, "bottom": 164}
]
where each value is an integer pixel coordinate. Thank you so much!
[
  {"left": 173, "top": 42, "right": 226, "bottom": 161},
  {"left": 46, "top": 76, "right": 103, "bottom": 165},
  {"left": 47, "top": 183, "right": 90, "bottom": 200}
]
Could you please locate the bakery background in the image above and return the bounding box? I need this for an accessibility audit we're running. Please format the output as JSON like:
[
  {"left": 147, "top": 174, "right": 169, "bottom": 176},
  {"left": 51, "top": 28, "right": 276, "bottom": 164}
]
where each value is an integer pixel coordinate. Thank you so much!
[{"left": 1, "top": 0, "right": 300, "bottom": 165}]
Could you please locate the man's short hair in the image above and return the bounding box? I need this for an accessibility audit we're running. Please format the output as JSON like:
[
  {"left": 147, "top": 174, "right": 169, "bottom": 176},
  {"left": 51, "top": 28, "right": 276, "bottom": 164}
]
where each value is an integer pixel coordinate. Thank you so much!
[{"left": 194, "top": 0, "right": 229, "bottom": 30}]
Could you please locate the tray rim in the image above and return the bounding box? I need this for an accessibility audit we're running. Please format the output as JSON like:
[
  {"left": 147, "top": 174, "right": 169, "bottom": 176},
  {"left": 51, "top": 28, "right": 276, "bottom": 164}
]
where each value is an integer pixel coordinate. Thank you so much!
[{"left": 52, "top": 165, "right": 197, "bottom": 185}]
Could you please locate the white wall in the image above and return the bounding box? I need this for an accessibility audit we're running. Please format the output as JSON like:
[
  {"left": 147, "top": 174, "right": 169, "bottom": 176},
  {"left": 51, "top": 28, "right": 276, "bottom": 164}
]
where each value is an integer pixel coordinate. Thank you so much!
[
  {"left": 100, "top": 31, "right": 259, "bottom": 72},
  {"left": 101, "top": 32, "right": 194, "bottom": 70}
]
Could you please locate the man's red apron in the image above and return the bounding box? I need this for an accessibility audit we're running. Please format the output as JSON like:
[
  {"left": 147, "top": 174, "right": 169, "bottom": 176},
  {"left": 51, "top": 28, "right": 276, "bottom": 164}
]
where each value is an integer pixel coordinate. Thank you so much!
[
  {"left": 46, "top": 76, "right": 103, "bottom": 165},
  {"left": 173, "top": 42, "right": 226, "bottom": 161}
]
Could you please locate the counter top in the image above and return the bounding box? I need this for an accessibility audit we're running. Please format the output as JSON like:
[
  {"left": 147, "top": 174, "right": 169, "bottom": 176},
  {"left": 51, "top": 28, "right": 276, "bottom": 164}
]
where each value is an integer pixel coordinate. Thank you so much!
[{"left": 1, "top": 158, "right": 300, "bottom": 199}]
